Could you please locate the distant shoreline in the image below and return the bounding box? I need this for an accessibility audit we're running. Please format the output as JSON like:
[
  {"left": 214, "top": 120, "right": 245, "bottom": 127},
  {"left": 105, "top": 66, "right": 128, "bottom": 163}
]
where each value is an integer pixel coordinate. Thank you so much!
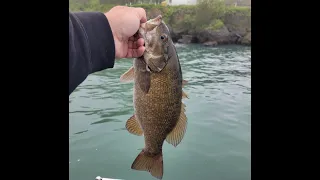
[
  {"left": 170, "top": 32, "right": 251, "bottom": 47},
  {"left": 70, "top": 1, "right": 251, "bottom": 47},
  {"left": 173, "top": 42, "right": 251, "bottom": 47}
]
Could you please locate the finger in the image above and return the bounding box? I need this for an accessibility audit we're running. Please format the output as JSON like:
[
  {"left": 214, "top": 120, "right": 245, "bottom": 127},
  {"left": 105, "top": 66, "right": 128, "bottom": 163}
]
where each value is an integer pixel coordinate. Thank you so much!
[
  {"left": 128, "top": 40, "right": 137, "bottom": 49},
  {"left": 128, "top": 38, "right": 144, "bottom": 49},
  {"left": 136, "top": 46, "right": 145, "bottom": 57},
  {"left": 136, "top": 38, "right": 144, "bottom": 47},
  {"left": 127, "top": 46, "right": 145, "bottom": 58},
  {"left": 128, "top": 40, "right": 133, "bottom": 49},
  {"left": 134, "top": 8, "right": 147, "bottom": 23},
  {"left": 126, "top": 48, "right": 137, "bottom": 58}
]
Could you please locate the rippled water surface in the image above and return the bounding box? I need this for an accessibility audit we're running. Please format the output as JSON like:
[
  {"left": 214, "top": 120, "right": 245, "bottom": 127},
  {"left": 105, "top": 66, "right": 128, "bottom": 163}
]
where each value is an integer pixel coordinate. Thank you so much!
[{"left": 69, "top": 44, "right": 251, "bottom": 180}]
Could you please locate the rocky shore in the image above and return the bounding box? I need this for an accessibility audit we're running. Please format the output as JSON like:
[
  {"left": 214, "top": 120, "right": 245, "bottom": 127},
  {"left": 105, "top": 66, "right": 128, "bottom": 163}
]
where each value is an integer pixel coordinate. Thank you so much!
[
  {"left": 138, "top": 5, "right": 251, "bottom": 47},
  {"left": 166, "top": 13, "right": 251, "bottom": 46},
  {"left": 171, "top": 26, "right": 251, "bottom": 46}
]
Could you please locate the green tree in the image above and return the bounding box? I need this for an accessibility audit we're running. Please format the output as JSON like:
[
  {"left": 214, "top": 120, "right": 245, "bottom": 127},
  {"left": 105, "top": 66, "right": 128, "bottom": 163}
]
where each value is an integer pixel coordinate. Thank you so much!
[{"left": 195, "top": 0, "right": 226, "bottom": 28}]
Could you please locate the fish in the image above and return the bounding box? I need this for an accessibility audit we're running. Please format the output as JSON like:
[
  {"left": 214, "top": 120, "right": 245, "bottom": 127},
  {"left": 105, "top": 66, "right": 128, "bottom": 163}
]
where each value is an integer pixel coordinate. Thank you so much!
[{"left": 119, "top": 15, "right": 189, "bottom": 179}]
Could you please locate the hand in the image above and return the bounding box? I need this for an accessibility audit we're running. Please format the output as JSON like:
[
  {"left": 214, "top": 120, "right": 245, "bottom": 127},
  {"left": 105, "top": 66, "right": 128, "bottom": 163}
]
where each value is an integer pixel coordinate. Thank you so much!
[{"left": 105, "top": 6, "right": 147, "bottom": 59}]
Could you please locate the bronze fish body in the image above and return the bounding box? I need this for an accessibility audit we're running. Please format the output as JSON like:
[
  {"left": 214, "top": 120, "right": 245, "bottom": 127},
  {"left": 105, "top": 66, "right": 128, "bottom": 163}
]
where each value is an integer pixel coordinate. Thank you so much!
[{"left": 120, "top": 15, "right": 189, "bottom": 179}]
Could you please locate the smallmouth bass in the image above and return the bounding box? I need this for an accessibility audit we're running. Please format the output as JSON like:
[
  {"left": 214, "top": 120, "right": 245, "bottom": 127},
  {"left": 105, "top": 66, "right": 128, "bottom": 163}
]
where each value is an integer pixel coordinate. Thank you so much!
[{"left": 120, "top": 15, "right": 189, "bottom": 179}]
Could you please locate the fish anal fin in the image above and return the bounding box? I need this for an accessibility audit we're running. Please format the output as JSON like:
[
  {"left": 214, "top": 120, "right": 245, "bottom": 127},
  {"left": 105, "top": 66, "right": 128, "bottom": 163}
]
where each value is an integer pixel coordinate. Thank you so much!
[
  {"left": 131, "top": 150, "right": 163, "bottom": 180},
  {"left": 125, "top": 115, "right": 143, "bottom": 136},
  {"left": 166, "top": 103, "right": 187, "bottom": 147},
  {"left": 120, "top": 66, "right": 134, "bottom": 83}
]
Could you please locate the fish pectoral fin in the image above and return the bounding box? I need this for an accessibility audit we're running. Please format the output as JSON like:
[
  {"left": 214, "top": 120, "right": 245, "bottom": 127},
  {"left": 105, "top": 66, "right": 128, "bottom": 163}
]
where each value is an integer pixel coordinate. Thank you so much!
[
  {"left": 182, "top": 80, "right": 188, "bottom": 87},
  {"left": 125, "top": 115, "right": 143, "bottom": 136},
  {"left": 120, "top": 66, "right": 134, "bottom": 83},
  {"left": 182, "top": 90, "right": 189, "bottom": 99},
  {"left": 165, "top": 102, "right": 187, "bottom": 147}
]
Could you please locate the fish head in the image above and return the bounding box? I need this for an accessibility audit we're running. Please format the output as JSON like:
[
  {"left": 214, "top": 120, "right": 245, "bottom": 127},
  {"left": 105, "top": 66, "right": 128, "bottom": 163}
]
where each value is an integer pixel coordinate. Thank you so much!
[{"left": 139, "top": 15, "right": 171, "bottom": 72}]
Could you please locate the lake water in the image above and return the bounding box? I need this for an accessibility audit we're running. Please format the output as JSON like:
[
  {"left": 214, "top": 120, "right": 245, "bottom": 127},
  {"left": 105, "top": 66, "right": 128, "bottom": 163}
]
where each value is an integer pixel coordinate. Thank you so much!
[{"left": 69, "top": 44, "right": 251, "bottom": 180}]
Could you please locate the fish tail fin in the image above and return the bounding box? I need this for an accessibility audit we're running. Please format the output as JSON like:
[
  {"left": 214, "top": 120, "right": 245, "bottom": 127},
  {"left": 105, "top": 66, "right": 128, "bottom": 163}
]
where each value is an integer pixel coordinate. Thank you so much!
[{"left": 131, "top": 150, "right": 163, "bottom": 179}]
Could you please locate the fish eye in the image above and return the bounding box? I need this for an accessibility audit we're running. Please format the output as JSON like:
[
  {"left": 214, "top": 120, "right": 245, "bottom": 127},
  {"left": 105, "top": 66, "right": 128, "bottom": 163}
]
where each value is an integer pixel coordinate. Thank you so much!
[{"left": 160, "top": 35, "right": 166, "bottom": 40}]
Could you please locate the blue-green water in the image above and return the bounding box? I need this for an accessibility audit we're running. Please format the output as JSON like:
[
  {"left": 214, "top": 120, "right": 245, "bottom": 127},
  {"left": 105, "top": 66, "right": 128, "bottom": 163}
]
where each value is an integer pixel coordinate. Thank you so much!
[{"left": 69, "top": 44, "right": 251, "bottom": 180}]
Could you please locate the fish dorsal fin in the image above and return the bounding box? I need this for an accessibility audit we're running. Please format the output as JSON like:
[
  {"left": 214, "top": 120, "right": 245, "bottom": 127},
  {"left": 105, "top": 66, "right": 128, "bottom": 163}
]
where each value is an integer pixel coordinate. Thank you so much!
[
  {"left": 182, "top": 90, "right": 189, "bottom": 99},
  {"left": 165, "top": 102, "right": 187, "bottom": 147},
  {"left": 182, "top": 80, "right": 188, "bottom": 87},
  {"left": 120, "top": 66, "right": 134, "bottom": 83},
  {"left": 181, "top": 103, "right": 186, "bottom": 109},
  {"left": 125, "top": 115, "right": 143, "bottom": 136},
  {"left": 182, "top": 80, "right": 189, "bottom": 98}
]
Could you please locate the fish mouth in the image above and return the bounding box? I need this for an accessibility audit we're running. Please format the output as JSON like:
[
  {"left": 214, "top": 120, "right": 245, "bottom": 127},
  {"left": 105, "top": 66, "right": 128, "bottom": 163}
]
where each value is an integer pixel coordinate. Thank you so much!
[
  {"left": 138, "top": 15, "right": 166, "bottom": 73},
  {"left": 144, "top": 15, "right": 162, "bottom": 28},
  {"left": 138, "top": 15, "right": 163, "bottom": 60},
  {"left": 139, "top": 15, "right": 163, "bottom": 38},
  {"left": 148, "top": 15, "right": 162, "bottom": 26}
]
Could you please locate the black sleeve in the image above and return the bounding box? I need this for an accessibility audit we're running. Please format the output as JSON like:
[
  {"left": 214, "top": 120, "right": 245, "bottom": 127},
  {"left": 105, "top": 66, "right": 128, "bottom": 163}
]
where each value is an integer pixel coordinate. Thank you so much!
[{"left": 69, "top": 12, "right": 115, "bottom": 95}]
